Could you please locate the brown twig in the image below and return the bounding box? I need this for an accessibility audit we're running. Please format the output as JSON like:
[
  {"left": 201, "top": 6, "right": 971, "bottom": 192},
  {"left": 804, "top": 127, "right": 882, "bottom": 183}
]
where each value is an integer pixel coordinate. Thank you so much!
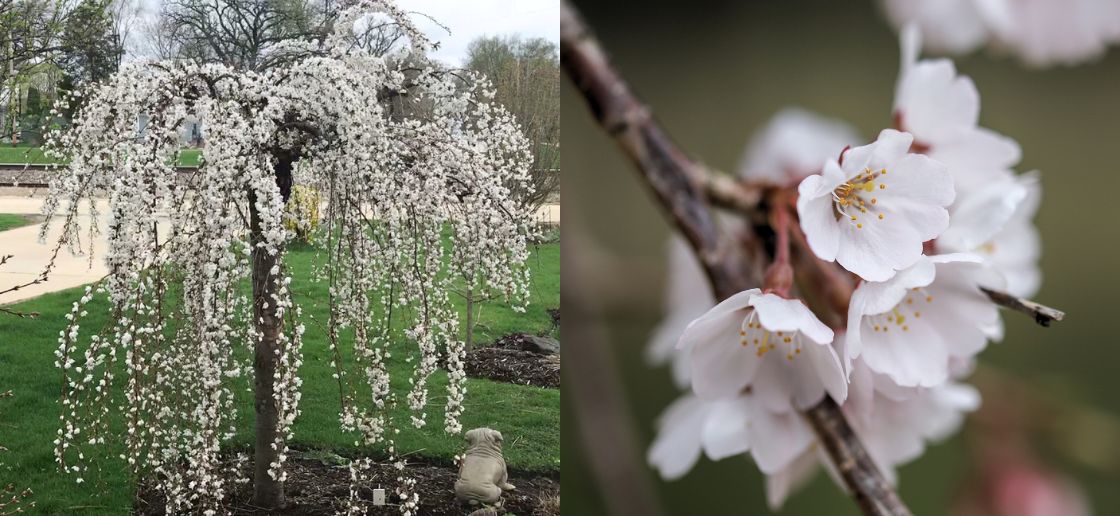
[
  {"left": 561, "top": 3, "right": 757, "bottom": 299},
  {"left": 561, "top": 2, "right": 911, "bottom": 515},
  {"left": 980, "top": 287, "right": 1065, "bottom": 327}
]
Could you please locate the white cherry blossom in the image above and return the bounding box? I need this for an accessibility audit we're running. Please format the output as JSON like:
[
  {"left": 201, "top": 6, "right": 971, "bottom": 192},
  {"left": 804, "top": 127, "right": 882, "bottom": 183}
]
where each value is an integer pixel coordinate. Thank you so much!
[
  {"left": 881, "top": 0, "right": 992, "bottom": 55},
  {"left": 764, "top": 358, "right": 980, "bottom": 508},
  {"left": 881, "top": 0, "right": 1120, "bottom": 67},
  {"left": 738, "top": 108, "right": 861, "bottom": 186},
  {"left": 938, "top": 173, "right": 1042, "bottom": 297},
  {"left": 846, "top": 254, "right": 1002, "bottom": 387},
  {"left": 680, "top": 289, "right": 846, "bottom": 409},
  {"left": 647, "top": 392, "right": 816, "bottom": 481},
  {"left": 797, "top": 129, "right": 955, "bottom": 282},
  {"left": 646, "top": 237, "right": 714, "bottom": 388},
  {"left": 894, "top": 25, "right": 1021, "bottom": 193},
  {"left": 981, "top": 0, "right": 1120, "bottom": 67}
]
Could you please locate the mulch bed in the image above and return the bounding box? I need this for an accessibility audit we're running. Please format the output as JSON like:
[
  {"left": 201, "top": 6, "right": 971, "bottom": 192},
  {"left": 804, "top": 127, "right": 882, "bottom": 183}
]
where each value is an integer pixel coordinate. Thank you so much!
[
  {"left": 137, "top": 454, "right": 559, "bottom": 515},
  {"left": 462, "top": 334, "right": 560, "bottom": 389}
]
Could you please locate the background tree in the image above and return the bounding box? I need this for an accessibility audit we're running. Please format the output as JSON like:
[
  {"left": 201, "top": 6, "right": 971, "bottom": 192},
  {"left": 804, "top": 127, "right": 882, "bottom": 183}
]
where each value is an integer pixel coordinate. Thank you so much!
[
  {"left": 0, "top": 0, "right": 126, "bottom": 140},
  {"left": 156, "top": 0, "right": 320, "bottom": 71},
  {"left": 58, "top": 0, "right": 124, "bottom": 86},
  {"left": 467, "top": 35, "right": 560, "bottom": 212}
]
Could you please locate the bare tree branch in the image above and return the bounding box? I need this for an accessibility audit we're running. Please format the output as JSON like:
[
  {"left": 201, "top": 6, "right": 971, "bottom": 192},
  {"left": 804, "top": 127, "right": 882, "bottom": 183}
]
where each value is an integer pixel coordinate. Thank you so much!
[
  {"left": 981, "top": 287, "right": 1066, "bottom": 327},
  {"left": 561, "top": 2, "right": 912, "bottom": 515}
]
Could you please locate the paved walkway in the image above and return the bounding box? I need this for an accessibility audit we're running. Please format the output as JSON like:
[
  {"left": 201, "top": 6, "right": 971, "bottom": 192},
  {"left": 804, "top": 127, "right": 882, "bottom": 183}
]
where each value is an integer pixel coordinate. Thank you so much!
[
  {"left": 0, "top": 196, "right": 111, "bottom": 304},
  {"left": 0, "top": 195, "right": 559, "bottom": 305}
]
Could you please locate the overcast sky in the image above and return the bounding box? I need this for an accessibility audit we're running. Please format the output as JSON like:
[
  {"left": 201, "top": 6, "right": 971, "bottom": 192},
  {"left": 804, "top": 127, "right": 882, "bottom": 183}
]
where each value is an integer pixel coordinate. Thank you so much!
[
  {"left": 132, "top": 0, "right": 559, "bottom": 67},
  {"left": 406, "top": 0, "right": 559, "bottom": 66}
]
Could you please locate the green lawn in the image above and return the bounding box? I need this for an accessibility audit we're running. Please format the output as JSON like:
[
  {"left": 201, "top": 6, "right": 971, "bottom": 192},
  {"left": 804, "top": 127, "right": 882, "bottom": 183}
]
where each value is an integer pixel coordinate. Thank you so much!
[
  {"left": 0, "top": 214, "right": 36, "bottom": 232},
  {"left": 0, "top": 240, "right": 559, "bottom": 513},
  {"left": 0, "top": 146, "right": 53, "bottom": 165},
  {"left": 0, "top": 146, "right": 202, "bottom": 167}
]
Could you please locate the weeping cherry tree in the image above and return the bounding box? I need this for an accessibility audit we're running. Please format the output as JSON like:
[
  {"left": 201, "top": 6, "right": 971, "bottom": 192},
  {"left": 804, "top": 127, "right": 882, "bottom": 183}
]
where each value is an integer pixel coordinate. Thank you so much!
[{"left": 43, "top": 0, "right": 534, "bottom": 512}]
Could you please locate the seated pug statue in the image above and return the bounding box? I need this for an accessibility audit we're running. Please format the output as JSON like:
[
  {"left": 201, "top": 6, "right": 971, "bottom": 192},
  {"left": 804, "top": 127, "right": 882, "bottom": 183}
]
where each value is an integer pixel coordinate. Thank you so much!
[{"left": 455, "top": 427, "right": 516, "bottom": 505}]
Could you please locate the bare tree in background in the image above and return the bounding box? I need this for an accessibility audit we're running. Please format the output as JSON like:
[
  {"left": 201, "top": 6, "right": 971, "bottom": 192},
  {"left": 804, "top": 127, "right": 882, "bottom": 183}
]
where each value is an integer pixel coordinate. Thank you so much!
[
  {"left": 156, "top": 0, "right": 318, "bottom": 71},
  {"left": 467, "top": 36, "right": 559, "bottom": 212}
]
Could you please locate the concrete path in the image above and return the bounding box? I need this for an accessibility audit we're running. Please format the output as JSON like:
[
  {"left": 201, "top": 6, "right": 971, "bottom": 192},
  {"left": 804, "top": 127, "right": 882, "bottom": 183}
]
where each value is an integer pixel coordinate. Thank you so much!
[
  {"left": 0, "top": 196, "right": 110, "bottom": 304},
  {"left": 0, "top": 194, "right": 559, "bottom": 305}
]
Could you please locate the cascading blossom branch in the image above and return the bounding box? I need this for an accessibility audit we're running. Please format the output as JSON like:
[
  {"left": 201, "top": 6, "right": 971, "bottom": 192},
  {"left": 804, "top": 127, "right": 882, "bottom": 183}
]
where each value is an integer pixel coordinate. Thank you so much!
[
  {"left": 42, "top": 0, "right": 534, "bottom": 513},
  {"left": 644, "top": 23, "right": 1058, "bottom": 512}
]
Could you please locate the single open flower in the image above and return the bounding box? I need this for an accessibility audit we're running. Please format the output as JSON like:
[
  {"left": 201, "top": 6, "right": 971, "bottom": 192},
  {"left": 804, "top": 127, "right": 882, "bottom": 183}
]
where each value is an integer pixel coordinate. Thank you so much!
[
  {"left": 679, "top": 289, "right": 846, "bottom": 409},
  {"left": 894, "top": 24, "right": 1021, "bottom": 193},
  {"left": 846, "top": 254, "right": 1002, "bottom": 387},
  {"left": 797, "top": 129, "right": 955, "bottom": 282}
]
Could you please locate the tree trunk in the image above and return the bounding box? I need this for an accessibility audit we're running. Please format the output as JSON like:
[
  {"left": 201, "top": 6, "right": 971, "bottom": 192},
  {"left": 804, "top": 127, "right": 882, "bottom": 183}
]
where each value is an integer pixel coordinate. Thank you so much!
[
  {"left": 249, "top": 152, "right": 296, "bottom": 509},
  {"left": 465, "top": 288, "right": 475, "bottom": 350},
  {"left": 249, "top": 195, "right": 285, "bottom": 509}
]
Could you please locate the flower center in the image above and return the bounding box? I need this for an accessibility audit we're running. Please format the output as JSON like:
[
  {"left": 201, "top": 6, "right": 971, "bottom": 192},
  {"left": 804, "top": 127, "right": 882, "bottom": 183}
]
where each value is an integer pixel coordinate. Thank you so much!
[
  {"left": 739, "top": 310, "right": 802, "bottom": 361},
  {"left": 832, "top": 168, "right": 888, "bottom": 229},
  {"left": 869, "top": 287, "right": 933, "bottom": 333}
]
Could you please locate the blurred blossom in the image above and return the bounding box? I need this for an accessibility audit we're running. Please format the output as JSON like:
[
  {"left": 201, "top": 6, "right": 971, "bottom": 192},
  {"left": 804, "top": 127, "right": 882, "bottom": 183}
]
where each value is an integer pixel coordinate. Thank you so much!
[
  {"left": 645, "top": 237, "right": 714, "bottom": 389},
  {"left": 938, "top": 173, "right": 1042, "bottom": 298},
  {"left": 738, "top": 108, "right": 861, "bottom": 186},
  {"left": 647, "top": 392, "right": 816, "bottom": 482},
  {"left": 955, "top": 458, "right": 1093, "bottom": 516},
  {"left": 882, "top": 0, "right": 1120, "bottom": 67},
  {"left": 881, "top": 0, "right": 992, "bottom": 54}
]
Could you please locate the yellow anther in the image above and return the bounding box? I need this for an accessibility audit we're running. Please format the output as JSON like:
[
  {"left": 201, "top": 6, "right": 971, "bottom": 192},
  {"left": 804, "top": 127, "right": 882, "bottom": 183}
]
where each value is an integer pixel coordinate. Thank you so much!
[
  {"left": 783, "top": 336, "right": 792, "bottom": 343},
  {"left": 926, "top": 295, "right": 933, "bottom": 302},
  {"left": 879, "top": 183, "right": 886, "bottom": 189},
  {"left": 878, "top": 213, "right": 884, "bottom": 220}
]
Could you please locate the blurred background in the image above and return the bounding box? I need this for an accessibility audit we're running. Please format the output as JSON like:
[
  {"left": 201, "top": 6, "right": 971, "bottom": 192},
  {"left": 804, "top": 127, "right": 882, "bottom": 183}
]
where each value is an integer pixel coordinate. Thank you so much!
[{"left": 561, "top": 0, "right": 1120, "bottom": 514}]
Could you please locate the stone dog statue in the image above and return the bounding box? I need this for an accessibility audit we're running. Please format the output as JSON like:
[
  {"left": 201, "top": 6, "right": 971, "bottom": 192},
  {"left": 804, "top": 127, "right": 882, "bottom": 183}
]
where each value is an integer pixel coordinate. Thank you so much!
[{"left": 455, "top": 427, "right": 515, "bottom": 505}]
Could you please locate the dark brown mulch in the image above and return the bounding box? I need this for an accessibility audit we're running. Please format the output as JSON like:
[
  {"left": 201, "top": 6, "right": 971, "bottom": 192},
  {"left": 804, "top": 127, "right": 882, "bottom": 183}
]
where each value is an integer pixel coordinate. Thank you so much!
[
  {"left": 137, "top": 454, "right": 559, "bottom": 515},
  {"left": 463, "top": 334, "right": 559, "bottom": 389}
]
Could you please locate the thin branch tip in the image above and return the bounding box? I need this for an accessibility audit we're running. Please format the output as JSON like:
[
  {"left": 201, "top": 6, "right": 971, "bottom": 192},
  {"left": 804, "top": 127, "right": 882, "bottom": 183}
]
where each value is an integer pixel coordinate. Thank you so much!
[{"left": 980, "top": 287, "right": 1065, "bottom": 327}]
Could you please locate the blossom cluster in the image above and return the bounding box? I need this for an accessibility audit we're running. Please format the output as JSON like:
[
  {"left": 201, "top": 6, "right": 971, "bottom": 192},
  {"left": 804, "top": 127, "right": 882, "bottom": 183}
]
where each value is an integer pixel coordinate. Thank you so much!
[
  {"left": 882, "top": 0, "right": 1120, "bottom": 66},
  {"left": 42, "top": 0, "right": 533, "bottom": 513},
  {"left": 647, "top": 26, "right": 1041, "bottom": 508}
]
